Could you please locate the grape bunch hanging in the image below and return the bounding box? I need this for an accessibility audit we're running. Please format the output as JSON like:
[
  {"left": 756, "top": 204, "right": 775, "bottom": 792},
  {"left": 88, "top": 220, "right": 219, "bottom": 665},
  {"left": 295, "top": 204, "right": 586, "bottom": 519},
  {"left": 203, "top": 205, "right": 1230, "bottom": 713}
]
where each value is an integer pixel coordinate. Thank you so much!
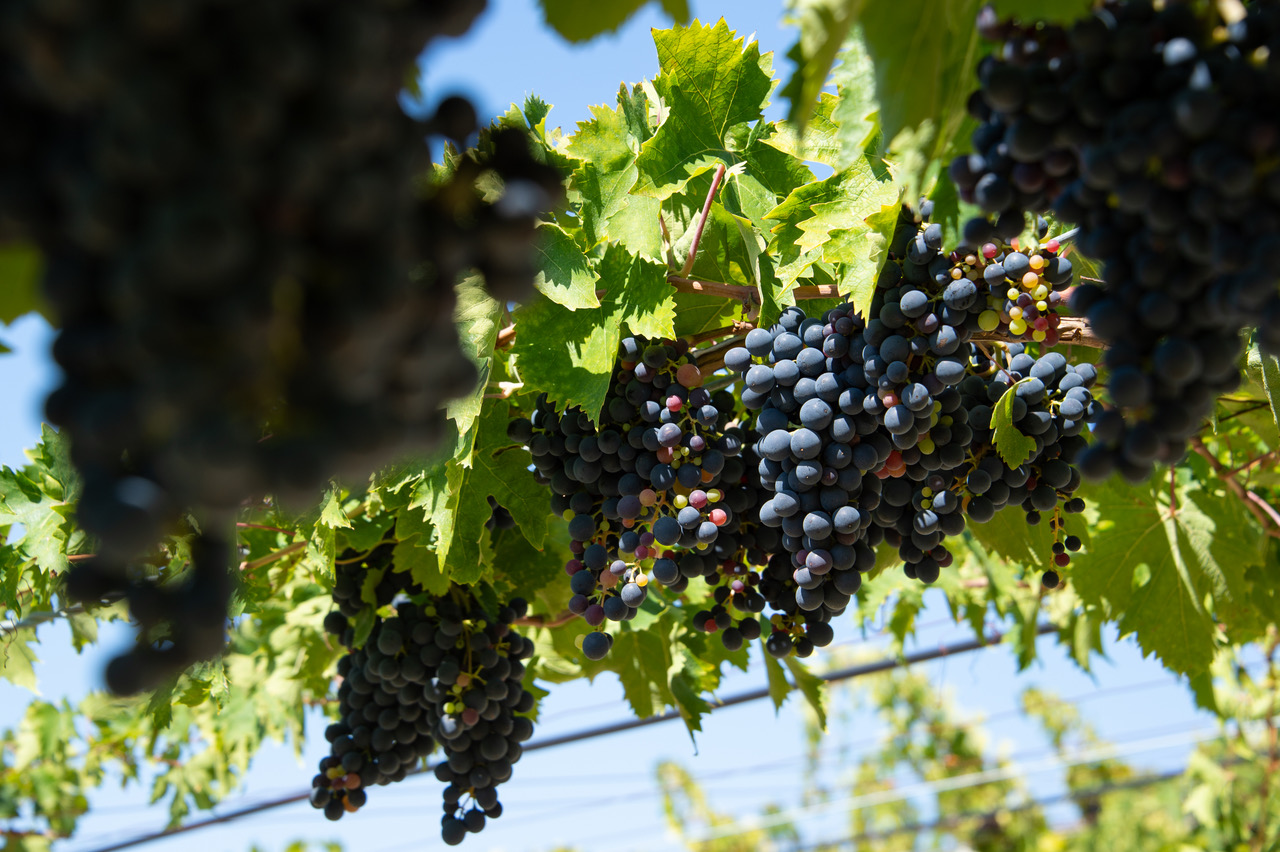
[
  {"left": 507, "top": 204, "right": 1096, "bottom": 658},
  {"left": 953, "top": 0, "right": 1280, "bottom": 483},
  {"left": 0, "top": 0, "right": 560, "bottom": 691},
  {"left": 313, "top": 544, "right": 536, "bottom": 846}
]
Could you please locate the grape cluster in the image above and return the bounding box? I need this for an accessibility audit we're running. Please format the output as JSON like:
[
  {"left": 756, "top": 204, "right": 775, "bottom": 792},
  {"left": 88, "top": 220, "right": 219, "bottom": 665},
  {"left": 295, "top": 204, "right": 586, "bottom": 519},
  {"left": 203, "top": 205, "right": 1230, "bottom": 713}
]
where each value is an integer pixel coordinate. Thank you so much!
[
  {"left": 958, "top": 345, "right": 1092, "bottom": 560},
  {"left": 507, "top": 203, "right": 1095, "bottom": 656},
  {"left": 724, "top": 305, "right": 884, "bottom": 653},
  {"left": 509, "top": 337, "right": 746, "bottom": 659},
  {"left": 313, "top": 545, "right": 536, "bottom": 846},
  {"left": 1, "top": 0, "right": 560, "bottom": 688},
  {"left": 954, "top": 0, "right": 1280, "bottom": 480}
]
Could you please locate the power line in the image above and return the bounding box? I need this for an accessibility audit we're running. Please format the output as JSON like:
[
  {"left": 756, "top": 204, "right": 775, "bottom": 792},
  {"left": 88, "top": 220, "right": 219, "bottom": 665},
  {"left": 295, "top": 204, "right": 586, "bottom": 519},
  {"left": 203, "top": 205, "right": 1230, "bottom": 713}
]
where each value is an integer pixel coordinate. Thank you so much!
[
  {"left": 74, "top": 623, "right": 1056, "bottom": 852},
  {"left": 687, "top": 723, "right": 1225, "bottom": 846},
  {"left": 792, "top": 767, "right": 1186, "bottom": 850},
  {"left": 557, "top": 717, "right": 1223, "bottom": 851}
]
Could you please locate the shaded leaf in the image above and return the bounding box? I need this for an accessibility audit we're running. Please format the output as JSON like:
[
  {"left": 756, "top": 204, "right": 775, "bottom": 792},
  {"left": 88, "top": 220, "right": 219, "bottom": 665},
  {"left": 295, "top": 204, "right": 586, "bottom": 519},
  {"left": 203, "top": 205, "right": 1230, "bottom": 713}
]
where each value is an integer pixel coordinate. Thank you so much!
[
  {"left": 778, "top": 0, "right": 866, "bottom": 132},
  {"left": 538, "top": 0, "right": 688, "bottom": 43},
  {"left": 1069, "top": 470, "right": 1264, "bottom": 675},
  {"left": 534, "top": 223, "right": 600, "bottom": 310}
]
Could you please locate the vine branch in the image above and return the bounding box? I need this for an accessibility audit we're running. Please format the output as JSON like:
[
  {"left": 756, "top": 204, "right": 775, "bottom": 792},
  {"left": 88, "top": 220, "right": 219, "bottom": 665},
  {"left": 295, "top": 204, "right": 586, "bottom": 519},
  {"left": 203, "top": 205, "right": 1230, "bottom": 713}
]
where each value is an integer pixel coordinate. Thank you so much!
[
  {"left": 1190, "top": 437, "right": 1280, "bottom": 539},
  {"left": 513, "top": 609, "right": 576, "bottom": 629},
  {"left": 971, "top": 316, "right": 1105, "bottom": 349}
]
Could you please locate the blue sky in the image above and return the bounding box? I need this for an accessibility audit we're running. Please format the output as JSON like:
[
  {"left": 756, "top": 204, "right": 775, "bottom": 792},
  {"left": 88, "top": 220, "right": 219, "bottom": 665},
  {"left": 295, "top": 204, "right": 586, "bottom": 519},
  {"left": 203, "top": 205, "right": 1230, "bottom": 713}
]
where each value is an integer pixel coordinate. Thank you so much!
[{"left": 0, "top": 2, "right": 1225, "bottom": 850}]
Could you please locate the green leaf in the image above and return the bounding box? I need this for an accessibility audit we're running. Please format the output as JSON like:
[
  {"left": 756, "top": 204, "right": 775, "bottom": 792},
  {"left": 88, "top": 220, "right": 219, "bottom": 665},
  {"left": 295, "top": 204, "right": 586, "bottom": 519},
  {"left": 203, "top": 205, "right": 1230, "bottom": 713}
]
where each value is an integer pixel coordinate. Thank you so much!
[
  {"left": 669, "top": 670, "right": 710, "bottom": 735},
  {"left": 989, "top": 379, "right": 1038, "bottom": 468},
  {"left": 778, "top": 0, "right": 866, "bottom": 131},
  {"left": 766, "top": 95, "right": 847, "bottom": 171},
  {"left": 634, "top": 20, "right": 774, "bottom": 200},
  {"left": 409, "top": 399, "right": 552, "bottom": 589},
  {"left": 513, "top": 245, "right": 675, "bottom": 423},
  {"left": 1069, "top": 469, "right": 1265, "bottom": 675},
  {"left": 857, "top": 0, "right": 985, "bottom": 185},
  {"left": 0, "top": 243, "right": 46, "bottom": 324},
  {"left": 761, "top": 645, "right": 791, "bottom": 711},
  {"left": 317, "top": 488, "right": 352, "bottom": 530},
  {"left": 511, "top": 294, "right": 618, "bottom": 424},
  {"left": 763, "top": 158, "right": 898, "bottom": 315},
  {"left": 392, "top": 536, "right": 449, "bottom": 596},
  {"left": 538, "top": 0, "right": 688, "bottom": 43},
  {"left": 828, "top": 31, "right": 880, "bottom": 162},
  {"left": 1247, "top": 340, "right": 1280, "bottom": 439},
  {"left": 490, "top": 522, "right": 565, "bottom": 602},
  {"left": 965, "top": 501, "right": 1088, "bottom": 575},
  {"left": 727, "top": 123, "right": 814, "bottom": 210},
  {"left": 782, "top": 656, "right": 827, "bottom": 731},
  {"left": 0, "top": 457, "right": 74, "bottom": 578},
  {"left": 565, "top": 95, "right": 664, "bottom": 260},
  {"left": 0, "top": 634, "right": 39, "bottom": 692},
  {"left": 533, "top": 223, "right": 600, "bottom": 310},
  {"left": 447, "top": 275, "right": 503, "bottom": 437}
]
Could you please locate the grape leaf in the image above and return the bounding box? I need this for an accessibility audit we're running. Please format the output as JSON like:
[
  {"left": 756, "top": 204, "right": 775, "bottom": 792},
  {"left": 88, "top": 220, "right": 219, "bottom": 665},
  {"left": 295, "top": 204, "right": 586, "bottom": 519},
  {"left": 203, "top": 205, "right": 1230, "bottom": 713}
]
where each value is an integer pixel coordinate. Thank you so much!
[
  {"left": 989, "top": 379, "right": 1037, "bottom": 468},
  {"left": 513, "top": 246, "right": 675, "bottom": 422},
  {"left": 447, "top": 275, "right": 503, "bottom": 438},
  {"left": 1069, "top": 470, "right": 1264, "bottom": 675},
  {"left": 764, "top": 158, "right": 899, "bottom": 309},
  {"left": 761, "top": 645, "right": 792, "bottom": 711},
  {"left": 392, "top": 536, "right": 449, "bottom": 597},
  {"left": 669, "top": 665, "right": 711, "bottom": 736},
  {"left": 634, "top": 20, "right": 774, "bottom": 200},
  {"left": 857, "top": 0, "right": 984, "bottom": 183},
  {"left": 1246, "top": 340, "right": 1280, "bottom": 440},
  {"left": 0, "top": 459, "right": 75, "bottom": 579},
  {"left": 965, "top": 500, "right": 1089, "bottom": 575},
  {"left": 0, "top": 633, "right": 39, "bottom": 692},
  {"left": 511, "top": 289, "right": 618, "bottom": 424},
  {"left": 466, "top": 402, "right": 552, "bottom": 550},
  {"left": 778, "top": 0, "right": 866, "bottom": 132},
  {"left": 489, "top": 522, "right": 566, "bottom": 603},
  {"left": 726, "top": 122, "right": 813, "bottom": 208},
  {"left": 533, "top": 223, "right": 600, "bottom": 310},
  {"left": 411, "top": 399, "right": 553, "bottom": 589},
  {"left": 766, "top": 94, "right": 848, "bottom": 170},
  {"left": 538, "top": 0, "right": 689, "bottom": 43},
  {"left": 782, "top": 655, "right": 828, "bottom": 730},
  {"left": 828, "top": 32, "right": 881, "bottom": 162},
  {"left": 565, "top": 101, "right": 634, "bottom": 244},
  {"left": 317, "top": 487, "right": 352, "bottom": 530},
  {"left": 566, "top": 100, "right": 653, "bottom": 255}
]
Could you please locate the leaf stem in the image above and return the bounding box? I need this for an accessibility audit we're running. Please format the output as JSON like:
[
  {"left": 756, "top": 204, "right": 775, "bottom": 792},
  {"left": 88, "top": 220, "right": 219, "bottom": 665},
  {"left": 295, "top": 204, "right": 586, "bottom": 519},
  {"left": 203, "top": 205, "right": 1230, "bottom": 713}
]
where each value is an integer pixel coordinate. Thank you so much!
[{"left": 680, "top": 164, "right": 727, "bottom": 278}]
